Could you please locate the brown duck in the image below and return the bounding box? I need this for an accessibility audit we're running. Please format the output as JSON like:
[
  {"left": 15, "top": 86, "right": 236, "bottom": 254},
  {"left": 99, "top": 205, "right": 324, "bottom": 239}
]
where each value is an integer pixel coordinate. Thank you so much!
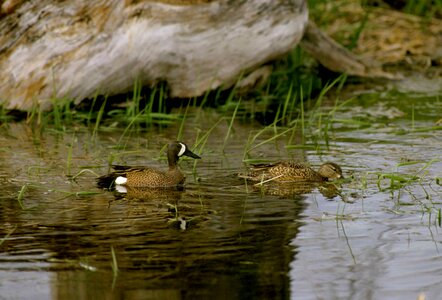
[
  {"left": 238, "top": 161, "right": 343, "bottom": 183},
  {"left": 97, "top": 141, "right": 201, "bottom": 188}
]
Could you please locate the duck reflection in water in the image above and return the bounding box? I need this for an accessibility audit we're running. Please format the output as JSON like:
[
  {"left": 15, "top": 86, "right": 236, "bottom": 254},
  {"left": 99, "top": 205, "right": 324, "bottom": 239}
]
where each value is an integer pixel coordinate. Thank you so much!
[
  {"left": 107, "top": 185, "right": 209, "bottom": 230},
  {"left": 249, "top": 181, "right": 343, "bottom": 199}
]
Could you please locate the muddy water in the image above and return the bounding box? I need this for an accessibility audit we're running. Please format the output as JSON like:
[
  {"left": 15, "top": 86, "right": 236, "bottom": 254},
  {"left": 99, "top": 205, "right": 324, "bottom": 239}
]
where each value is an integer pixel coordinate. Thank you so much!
[{"left": 0, "top": 94, "right": 441, "bottom": 299}]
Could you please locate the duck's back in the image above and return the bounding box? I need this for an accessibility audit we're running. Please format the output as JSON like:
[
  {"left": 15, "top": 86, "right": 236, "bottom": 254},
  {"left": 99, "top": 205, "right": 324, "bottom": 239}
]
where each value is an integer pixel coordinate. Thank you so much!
[{"left": 242, "top": 162, "right": 324, "bottom": 182}]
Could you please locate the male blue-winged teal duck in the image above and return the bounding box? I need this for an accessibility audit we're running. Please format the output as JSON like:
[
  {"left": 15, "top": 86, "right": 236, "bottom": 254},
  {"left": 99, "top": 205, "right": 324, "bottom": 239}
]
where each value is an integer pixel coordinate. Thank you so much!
[
  {"left": 238, "top": 162, "right": 343, "bottom": 183},
  {"left": 97, "top": 141, "right": 200, "bottom": 188}
]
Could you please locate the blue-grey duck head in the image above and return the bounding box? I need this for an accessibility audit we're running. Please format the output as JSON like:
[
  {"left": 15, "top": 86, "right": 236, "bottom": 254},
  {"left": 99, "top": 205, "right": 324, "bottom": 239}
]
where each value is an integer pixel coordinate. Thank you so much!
[{"left": 168, "top": 141, "right": 201, "bottom": 166}]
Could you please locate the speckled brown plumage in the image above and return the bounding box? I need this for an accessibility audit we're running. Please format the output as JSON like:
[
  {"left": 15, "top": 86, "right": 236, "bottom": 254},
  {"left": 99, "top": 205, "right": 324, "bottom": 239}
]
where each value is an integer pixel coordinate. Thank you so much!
[
  {"left": 119, "top": 166, "right": 185, "bottom": 187},
  {"left": 238, "top": 162, "right": 343, "bottom": 183},
  {"left": 97, "top": 141, "right": 200, "bottom": 188}
]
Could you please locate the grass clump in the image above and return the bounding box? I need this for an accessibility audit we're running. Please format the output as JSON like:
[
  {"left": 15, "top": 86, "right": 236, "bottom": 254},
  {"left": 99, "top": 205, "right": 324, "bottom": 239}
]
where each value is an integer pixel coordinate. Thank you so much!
[{"left": 376, "top": 159, "right": 440, "bottom": 202}]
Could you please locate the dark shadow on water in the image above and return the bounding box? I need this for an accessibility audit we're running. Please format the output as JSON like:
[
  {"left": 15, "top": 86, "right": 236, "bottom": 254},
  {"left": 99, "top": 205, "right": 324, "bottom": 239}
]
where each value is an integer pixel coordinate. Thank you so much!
[{"left": 0, "top": 174, "right": 306, "bottom": 299}]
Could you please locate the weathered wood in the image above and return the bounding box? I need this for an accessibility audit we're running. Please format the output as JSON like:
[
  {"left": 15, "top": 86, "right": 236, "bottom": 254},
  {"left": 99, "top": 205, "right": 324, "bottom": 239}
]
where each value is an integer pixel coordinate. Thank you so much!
[
  {"left": 300, "top": 20, "right": 400, "bottom": 79},
  {"left": 0, "top": 0, "right": 308, "bottom": 110}
]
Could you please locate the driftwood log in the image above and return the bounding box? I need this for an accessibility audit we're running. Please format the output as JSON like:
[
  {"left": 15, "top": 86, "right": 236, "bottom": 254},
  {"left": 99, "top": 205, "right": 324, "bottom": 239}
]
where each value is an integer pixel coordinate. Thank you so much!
[{"left": 0, "top": 0, "right": 386, "bottom": 111}]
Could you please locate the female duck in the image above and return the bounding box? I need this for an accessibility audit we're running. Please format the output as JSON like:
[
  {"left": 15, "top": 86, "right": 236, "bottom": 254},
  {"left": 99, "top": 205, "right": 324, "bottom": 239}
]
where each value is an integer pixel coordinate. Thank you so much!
[
  {"left": 239, "top": 161, "right": 343, "bottom": 183},
  {"left": 97, "top": 141, "right": 200, "bottom": 188}
]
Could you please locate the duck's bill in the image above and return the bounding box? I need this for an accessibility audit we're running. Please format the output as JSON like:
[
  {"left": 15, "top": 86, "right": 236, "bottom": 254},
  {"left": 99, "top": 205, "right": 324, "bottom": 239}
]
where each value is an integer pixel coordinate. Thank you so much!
[
  {"left": 330, "top": 174, "right": 344, "bottom": 180},
  {"left": 184, "top": 149, "right": 201, "bottom": 159}
]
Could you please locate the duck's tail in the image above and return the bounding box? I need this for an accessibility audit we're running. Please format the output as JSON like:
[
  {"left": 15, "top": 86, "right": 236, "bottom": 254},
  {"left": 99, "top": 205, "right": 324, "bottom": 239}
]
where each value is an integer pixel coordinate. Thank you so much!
[
  {"left": 96, "top": 165, "right": 131, "bottom": 189},
  {"left": 96, "top": 174, "right": 117, "bottom": 189}
]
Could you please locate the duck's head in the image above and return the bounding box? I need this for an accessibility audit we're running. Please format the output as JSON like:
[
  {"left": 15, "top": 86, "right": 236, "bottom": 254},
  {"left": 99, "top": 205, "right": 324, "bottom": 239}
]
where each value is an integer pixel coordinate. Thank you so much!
[
  {"left": 168, "top": 141, "right": 201, "bottom": 165},
  {"left": 318, "top": 162, "right": 343, "bottom": 180}
]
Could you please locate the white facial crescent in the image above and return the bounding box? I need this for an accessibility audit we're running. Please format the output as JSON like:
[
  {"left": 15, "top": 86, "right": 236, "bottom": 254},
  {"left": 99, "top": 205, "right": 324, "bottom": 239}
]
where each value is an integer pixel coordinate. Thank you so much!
[{"left": 178, "top": 143, "right": 186, "bottom": 157}]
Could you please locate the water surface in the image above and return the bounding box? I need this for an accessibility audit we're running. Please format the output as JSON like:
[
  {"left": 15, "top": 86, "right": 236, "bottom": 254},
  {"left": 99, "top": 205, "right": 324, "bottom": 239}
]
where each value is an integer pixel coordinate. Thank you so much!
[{"left": 0, "top": 93, "right": 441, "bottom": 299}]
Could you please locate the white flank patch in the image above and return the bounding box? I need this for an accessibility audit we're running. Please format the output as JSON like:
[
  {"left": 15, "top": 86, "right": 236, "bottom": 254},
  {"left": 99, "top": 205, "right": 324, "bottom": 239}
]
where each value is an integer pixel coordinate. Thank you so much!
[
  {"left": 115, "top": 185, "right": 127, "bottom": 193},
  {"left": 115, "top": 176, "right": 127, "bottom": 185},
  {"left": 178, "top": 143, "right": 186, "bottom": 156}
]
